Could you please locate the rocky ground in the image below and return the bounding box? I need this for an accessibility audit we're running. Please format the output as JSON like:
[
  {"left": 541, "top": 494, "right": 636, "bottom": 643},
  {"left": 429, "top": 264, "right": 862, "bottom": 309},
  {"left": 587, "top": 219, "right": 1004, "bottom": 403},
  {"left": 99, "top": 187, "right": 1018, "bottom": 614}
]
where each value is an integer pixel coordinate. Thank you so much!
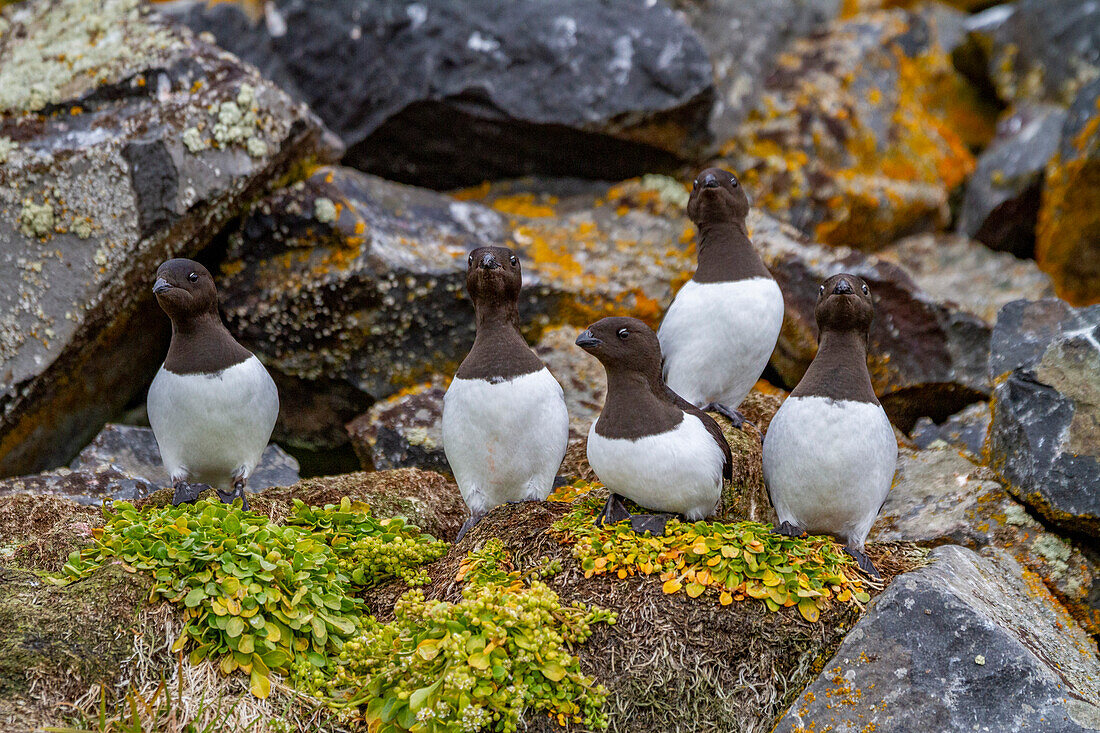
[{"left": 0, "top": 0, "right": 1098, "bottom": 731}]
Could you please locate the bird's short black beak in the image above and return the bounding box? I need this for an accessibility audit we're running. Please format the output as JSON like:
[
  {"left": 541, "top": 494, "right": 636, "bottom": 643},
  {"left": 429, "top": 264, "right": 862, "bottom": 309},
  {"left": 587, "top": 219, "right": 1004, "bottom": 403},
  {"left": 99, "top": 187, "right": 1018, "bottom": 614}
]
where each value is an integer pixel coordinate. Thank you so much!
[
  {"left": 832, "top": 279, "right": 853, "bottom": 295},
  {"left": 479, "top": 253, "right": 500, "bottom": 270},
  {"left": 152, "top": 277, "right": 172, "bottom": 294},
  {"left": 575, "top": 330, "right": 602, "bottom": 349},
  {"left": 702, "top": 172, "right": 720, "bottom": 189}
]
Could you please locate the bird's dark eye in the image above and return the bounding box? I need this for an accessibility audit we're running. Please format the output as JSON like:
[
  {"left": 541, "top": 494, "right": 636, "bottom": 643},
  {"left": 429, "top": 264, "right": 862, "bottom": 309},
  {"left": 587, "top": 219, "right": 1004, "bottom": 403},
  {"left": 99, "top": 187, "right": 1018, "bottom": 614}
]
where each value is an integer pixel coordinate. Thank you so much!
[
  {"left": 692, "top": 179, "right": 698, "bottom": 189},
  {"left": 819, "top": 284, "right": 825, "bottom": 295},
  {"left": 862, "top": 283, "right": 869, "bottom": 295},
  {"left": 188, "top": 272, "right": 198, "bottom": 283},
  {"left": 730, "top": 176, "right": 739, "bottom": 188},
  {"left": 468, "top": 254, "right": 473, "bottom": 265},
  {"left": 510, "top": 255, "right": 518, "bottom": 265},
  {"left": 617, "top": 328, "right": 629, "bottom": 340}
]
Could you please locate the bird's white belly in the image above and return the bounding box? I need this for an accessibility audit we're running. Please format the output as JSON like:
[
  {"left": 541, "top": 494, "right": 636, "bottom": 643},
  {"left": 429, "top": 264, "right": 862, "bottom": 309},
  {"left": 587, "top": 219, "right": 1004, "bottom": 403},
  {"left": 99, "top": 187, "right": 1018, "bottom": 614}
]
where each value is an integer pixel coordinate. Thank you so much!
[
  {"left": 586, "top": 414, "right": 723, "bottom": 520},
  {"left": 658, "top": 277, "right": 784, "bottom": 409},
  {"left": 762, "top": 395, "right": 897, "bottom": 547},
  {"left": 147, "top": 356, "right": 279, "bottom": 490},
  {"left": 442, "top": 369, "right": 569, "bottom": 514}
]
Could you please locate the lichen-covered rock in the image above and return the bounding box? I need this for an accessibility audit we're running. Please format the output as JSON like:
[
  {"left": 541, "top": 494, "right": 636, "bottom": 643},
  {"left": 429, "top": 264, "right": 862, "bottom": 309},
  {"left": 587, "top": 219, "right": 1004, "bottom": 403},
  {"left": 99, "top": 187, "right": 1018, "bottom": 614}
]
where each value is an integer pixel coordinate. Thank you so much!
[
  {"left": 0, "top": 0, "right": 327, "bottom": 477},
  {"left": 909, "top": 400, "right": 990, "bottom": 456},
  {"left": 1036, "top": 78, "right": 1100, "bottom": 305},
  {"left": 0, "top": 466, "right": 155, "bottom": 506},
  {"left": 722, "top": 7, "right": 992, "bottom": 251},
  {"left": 957, "top": 103, "right": 1067, "bottom": 258},
  {"left": 173, "top": 0, "right": 715, "bottom": 188},
  {"left": 69, "top": 423, "right": 299, "bottom": 490},
  {"left": 776, "top": 546, "right": 1100, "bottom": 732},
  {"left": 871, "top": 444, "right": 1099, "bottom": 636},
  {"left": 987, "top": 299, "right": 1100, "bottom": 537},
  {"left": 875, "top": 233, "right": 1055, "bottom": 324},
  {"left": 672, "top": 0, "right": 839, "bottom": 139},
  {"left": 960, "top": 0, "right": 1100, "bottom": 108},
  {"left": 752, "top": 214, "right": 992, "bottom": 430},
  {"left": 346, "top": 383, "right": 449, "bottom": 474}
]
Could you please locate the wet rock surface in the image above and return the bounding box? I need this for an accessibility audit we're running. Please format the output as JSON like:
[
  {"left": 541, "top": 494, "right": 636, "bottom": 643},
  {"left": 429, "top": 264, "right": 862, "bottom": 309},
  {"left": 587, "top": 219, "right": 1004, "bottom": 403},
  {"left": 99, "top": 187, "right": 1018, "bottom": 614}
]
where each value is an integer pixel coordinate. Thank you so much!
[
  {"left": 175, "top": 0, "right": 715, "bottom": 188},
  {"left": 776, "top": 545, "right": 1100, "bottom": 733},
  {"left": 69, "top": 423, "right": 299, "bottom": 491},
  {"left": 957, "top": 104, "right": 1067, "bottom": 258},
  {"left": 987, "top": 299, "right": 1100, "bottom": 538},
  {"left": 0, "top": 0, "right": 326, "bottom": 478}
]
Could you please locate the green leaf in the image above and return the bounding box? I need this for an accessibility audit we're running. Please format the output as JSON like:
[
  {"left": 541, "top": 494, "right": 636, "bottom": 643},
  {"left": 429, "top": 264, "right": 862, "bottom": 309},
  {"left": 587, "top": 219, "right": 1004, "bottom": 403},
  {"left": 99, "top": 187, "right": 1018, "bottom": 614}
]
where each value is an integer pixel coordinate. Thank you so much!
[
  {"left": 226, "top": 617, "right": 245, "bottom": 639},
  {"left": 184, "top": 587, "right": 205, "bottom": 608}
]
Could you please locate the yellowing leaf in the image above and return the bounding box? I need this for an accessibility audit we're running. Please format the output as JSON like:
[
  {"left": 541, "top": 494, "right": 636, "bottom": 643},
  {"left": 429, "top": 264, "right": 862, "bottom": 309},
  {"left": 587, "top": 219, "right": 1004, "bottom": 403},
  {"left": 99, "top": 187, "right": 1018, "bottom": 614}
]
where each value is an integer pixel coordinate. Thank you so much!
[
  {"left": 662, "top": 579, "right": 682, "bottom": 594},
  {"left": 417, "top": 639, "right": 440, "bottom": 661},
  {"left": 719, "top": 591, "right": 733, "bottom": 606},
  {"left": 250, "top": 668, "right": 271, "bottom": 699},
  {"left": 798, "top": 599, "right": 820, "bottom": 623},
  {"left": 540, "top": 661, "right": 567, "bottom": 681},
  {"left": 686, "top": 582, "right": 705, "bottom": 598},
  {"left": 467, "top": 652, "right": 490, "bottom": 670}
]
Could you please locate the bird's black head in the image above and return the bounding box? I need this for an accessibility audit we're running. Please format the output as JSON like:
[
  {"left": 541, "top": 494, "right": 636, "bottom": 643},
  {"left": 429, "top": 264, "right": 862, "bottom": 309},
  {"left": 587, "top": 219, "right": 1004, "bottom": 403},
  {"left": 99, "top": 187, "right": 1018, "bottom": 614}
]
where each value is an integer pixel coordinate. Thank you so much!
[
  {"left": 575, "top": 316, "right": 663, "bottom": 378},
  {"left": 153, "top": 259, "right": 219, "bottom": 322},
  {"left": 466, "top": 246, "right": 522, "bottom": 309},
  {"left": 815, "top": 273, "right": 874, "bottom": 336},
  {"left": 686, "top": 167, "right": 750, "bottom": 225}
]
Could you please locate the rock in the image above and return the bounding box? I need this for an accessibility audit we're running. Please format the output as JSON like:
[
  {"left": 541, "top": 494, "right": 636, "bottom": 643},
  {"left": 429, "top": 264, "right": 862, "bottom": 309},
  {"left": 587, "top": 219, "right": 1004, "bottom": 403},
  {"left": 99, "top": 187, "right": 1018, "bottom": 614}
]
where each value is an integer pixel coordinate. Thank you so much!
[
  {"left": 174, "top": 0, "right": 715, "bottom": 188},
  {"left": 871, "top": 444, "right": 1099, "bottom": 635},
  {"left": 957, "top": 103, "right": 1068, "bottom": 257},
  {"left": 776, "top": 545, "right": 1100, "bottom": 732},
  {"left": 909, "top": 400, "right": 990, "bottom": 456},
  {"left": 0, "top": 0, "right": 327, "bottom": 477},
  {"left": 722, "top": 7, "right": 992, "bottom": 251},
  {"left": 1036, "top": 78, "right": 1100, "bottom": 305},
  {"left": 346, "top": 383, "right": 449, "bottom": 474},
  {"left": 961, "top": 0, "right": 1100, "bottom": 108},
  {"left": 672, "top": 0, "right": 840, "bottom": 140},
  {"left": 0, "top": 467, "right": 155, "bottom": 506},
  {"left": 987, "top": 299, "right": 1100, "bottom": 538},
  {"left": 69, "top": 423, "right": 299, "bottom": 490},
  {"left": 876, "top": 233, "right": 1055, "bottom": 324},
  {"left": 752, "top": 213, "right": 992, "bottom": 430}
]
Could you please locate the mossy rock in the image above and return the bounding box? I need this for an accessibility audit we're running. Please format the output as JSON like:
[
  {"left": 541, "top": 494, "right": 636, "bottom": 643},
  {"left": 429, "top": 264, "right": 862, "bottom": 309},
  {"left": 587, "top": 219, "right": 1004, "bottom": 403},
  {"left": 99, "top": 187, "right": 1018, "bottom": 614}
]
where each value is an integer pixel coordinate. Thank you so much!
[{"left": 0, "top": 563, "right": 155, "bottom": 731}]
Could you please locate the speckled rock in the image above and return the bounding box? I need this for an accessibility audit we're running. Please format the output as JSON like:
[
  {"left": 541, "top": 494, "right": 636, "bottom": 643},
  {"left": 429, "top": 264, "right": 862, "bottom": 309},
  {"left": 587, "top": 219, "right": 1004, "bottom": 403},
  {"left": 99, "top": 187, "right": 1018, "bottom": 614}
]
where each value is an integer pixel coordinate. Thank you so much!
[
  {"left": 671, "top": 0, "right": 840, "bottom": 140},
  {"left": 174, "top": 0, "right": 715, "bottom": 188},
  {"left": 960, "top": 0, "right": 1100, "bottom": 108},
  {"left": 987, "top": 299, "right": 1100, "bottom": 538},
  {"left": 721, "top": 6, "right": 991, "bottom": 251},
  {"left": 909, "top": 400, "right": 990, "bottom": 456},
  {"left": 0, "top": 0, "right": 327, "bottom": 477},
  {"left": 346, "top": 383, "right": 449, "bottom": 474},
  {"left": 776, "top": 546, "right": 1100, "bottom": 733},
  {"left": 871, "top": 444, "right": 1099, "bottom": 635},
  {"left": 1036, "top": 78, "right": 1100, "bottom": 306},
  {"left": 957, "top": 104, "right": 1067, "bottom": 258},
  {"left": 0, "top": 466, "right": 155, "bottom": 506},
  {"left": 752, "top": 214, "right": 992, "bottom": 431},
  {"left": 876, "top": 233, "right": 1055, "bottom": 324},
  {"left": 69, "top": 423, "right": 299, "bottom": 490}
]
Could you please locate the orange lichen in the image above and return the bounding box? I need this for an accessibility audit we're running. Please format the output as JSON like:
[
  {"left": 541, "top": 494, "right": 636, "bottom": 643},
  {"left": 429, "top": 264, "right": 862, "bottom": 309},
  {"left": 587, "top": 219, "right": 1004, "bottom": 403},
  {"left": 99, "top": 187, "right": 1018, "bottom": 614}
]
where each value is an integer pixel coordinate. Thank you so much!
[
  {"left": 489, "top": 193, "right": 558, "bottom": 218},
  {"left": 1036, "top": 146, "right": 1100, "bottom": 306}
]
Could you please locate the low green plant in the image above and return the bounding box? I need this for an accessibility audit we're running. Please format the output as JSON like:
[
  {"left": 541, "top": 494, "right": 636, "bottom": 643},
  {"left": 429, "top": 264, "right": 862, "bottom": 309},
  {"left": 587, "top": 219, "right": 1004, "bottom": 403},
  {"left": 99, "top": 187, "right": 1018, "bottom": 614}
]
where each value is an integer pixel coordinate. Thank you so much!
[
  {"left": 63, "top": 497, "right": 447, "bottom": 698},
  {"left": 552, "top": 494, "right": 871, "bottom": 622},
  {"left": 321, "top": 539, "right": 615, "bottom": 732}
]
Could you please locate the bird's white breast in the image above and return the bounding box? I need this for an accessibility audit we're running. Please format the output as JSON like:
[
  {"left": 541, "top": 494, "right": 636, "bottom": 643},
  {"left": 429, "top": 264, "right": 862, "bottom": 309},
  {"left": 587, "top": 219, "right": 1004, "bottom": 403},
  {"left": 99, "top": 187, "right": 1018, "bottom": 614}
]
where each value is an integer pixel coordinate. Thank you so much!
[
  {"left": 658, "top": 277, "right": 784, "bottom": 408},
  {"left": 762, "top": 395, "right": 896, "bottom": 547},
  {"left": 147, "top": 355, "right": 279, "bottom": 490},
  {"left": 442, "top": 368, "right": 569, "bottom": 514},
  {"left": 586, "top": 413, "right": 724, "bottom": 521}
]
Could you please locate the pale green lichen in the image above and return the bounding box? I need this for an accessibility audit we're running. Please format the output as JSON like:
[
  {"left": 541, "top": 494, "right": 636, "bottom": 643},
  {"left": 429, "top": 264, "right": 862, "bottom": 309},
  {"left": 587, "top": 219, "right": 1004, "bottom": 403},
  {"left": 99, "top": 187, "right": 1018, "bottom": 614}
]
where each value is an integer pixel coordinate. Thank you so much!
[
  {"left": 19, "top": 200, "right": 54, "bottom": 238},
  {"left": 640, "top": 173, "right": 690, "bottom": 208},
  {"left": 1034, "top": 534, "right": 1072, "bottom": 564},
  {"left": 314, "top": 197, "right": 337, "bottom": 224},
  {"left": 246, "top": 136, "right": 268, "bottom": 158},
  {"left": 0, "top": 137, "right": 15, "bottom": 164},
  {"left": 71, "top": 217, "right": 94, "bottom": 239},
  {"left": 1003, "top": 502, "right": 1034, "bottom": 527},
  {"left": 209, "top": 84, "right": 267, "bottom": 157},
  {"left": 0, "top": 0, "right": 179, "bottom": 113},
  {"left": 181, "top": 126, "right": 206, "bottom": 153}
]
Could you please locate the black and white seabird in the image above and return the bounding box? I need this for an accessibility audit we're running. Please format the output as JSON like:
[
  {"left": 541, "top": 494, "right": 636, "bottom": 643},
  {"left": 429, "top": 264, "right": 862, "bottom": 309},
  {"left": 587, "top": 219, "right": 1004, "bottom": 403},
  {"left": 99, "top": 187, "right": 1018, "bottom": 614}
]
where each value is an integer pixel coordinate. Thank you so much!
[
  {"left": 147, "top": 259, "right": 279, "bottom": 510},
  {"left": 577, "top": 317, "right": 732, "bottom": 535},
  {"left": 762, "top": 274, "right": 897, "bottom": 577},
  {"left": 657, "top": 167, "right": 784, "bottom": 428},
  {"left": 442, "top": 246, "right": 569, "bottom": 541}
]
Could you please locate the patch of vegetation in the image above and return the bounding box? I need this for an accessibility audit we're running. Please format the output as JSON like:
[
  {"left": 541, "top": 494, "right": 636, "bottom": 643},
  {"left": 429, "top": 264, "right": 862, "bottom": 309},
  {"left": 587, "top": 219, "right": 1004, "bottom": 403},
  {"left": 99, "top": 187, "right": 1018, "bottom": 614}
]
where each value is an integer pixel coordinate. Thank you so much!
[
  {"left": 320, "top": 539, "right": 616, "bottom": 733},
  {"left": 62, "top": 497, "right": 447, "bottom": 698},
  {"left": 552, "top": 495, "right": 871, "bottom": 622}
]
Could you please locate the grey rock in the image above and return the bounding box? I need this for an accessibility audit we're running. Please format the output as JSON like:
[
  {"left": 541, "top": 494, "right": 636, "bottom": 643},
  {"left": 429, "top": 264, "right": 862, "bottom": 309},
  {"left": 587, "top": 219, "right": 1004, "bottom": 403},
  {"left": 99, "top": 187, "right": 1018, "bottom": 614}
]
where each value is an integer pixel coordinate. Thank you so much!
[
  {"left": 987, "top": 299, "right": 1100, "bottom": 537},
  {"left": 876, "top": 233, "right": 1055, "bottom": 325},
  {"left": 909, "top": 400, "right": 990, "bottom": 456},
  {"left": 0, "top": 466, "right": 155, "bottom": 506},
  {"left": 70, "top": 423, "right": 299, "bottom": 491},
  {"left": 0, "top": 0, "right": 326, "bottom": 477},
  {"left": 958, "top": 104, "right": 1067, "bottom": 257},
  {"left": 173, "top": 0, "right": 715, "bottom": 188},
  {"left": 346, "top": 384, "right": 449, "bottom": 475},
  {"left": 776, "top": 546, "right": 1100, "bottom": 733}
]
